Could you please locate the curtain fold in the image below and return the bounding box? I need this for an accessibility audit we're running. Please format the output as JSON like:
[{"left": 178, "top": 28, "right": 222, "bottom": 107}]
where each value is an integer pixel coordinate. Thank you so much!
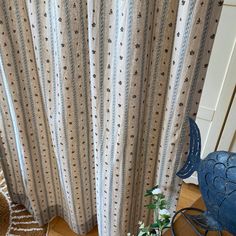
[{"left": 0, "top": 0, "right": 222, "bottom": 235}]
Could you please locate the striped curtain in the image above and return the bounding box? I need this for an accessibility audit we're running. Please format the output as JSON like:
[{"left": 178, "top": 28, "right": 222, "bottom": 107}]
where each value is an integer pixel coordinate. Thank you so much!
[{"left": 0, "top": 0, "right": 222, "bottom": 235}]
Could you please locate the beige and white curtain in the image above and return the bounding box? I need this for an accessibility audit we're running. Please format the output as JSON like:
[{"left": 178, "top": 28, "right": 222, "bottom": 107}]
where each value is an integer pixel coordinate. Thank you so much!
[{"left": 0, "top": 0, "right": 222, "bottom": 235}]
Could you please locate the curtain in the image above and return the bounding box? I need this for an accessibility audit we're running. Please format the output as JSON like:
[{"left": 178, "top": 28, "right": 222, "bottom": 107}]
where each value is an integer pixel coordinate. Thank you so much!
[{"left": 0, "top": 0, "right": 222, "bottom": 235}]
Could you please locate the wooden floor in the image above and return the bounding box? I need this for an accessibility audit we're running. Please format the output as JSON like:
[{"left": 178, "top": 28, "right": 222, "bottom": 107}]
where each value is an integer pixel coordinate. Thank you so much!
[
  {"left": 47, "top": 217, "right": 98, "bottom": 236},
  {"left": 47, "top": 183, "right": 200, "bottom": 236},
  {"left": 176, "top": 182, "right": 201, "bottom": 210}
]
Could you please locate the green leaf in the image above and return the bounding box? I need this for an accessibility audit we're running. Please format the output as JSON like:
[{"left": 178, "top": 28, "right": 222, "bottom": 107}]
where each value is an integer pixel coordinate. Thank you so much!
[
  {"left": 146, "top": 203, "right": 156, "bottom": 209},
  {"left": 144, "top": 192, "right": 152, "bottom": 197},
  {"left": 159, "top": 194, "right": 165, "bottom": 199},
  {"left": 161, "top": 215, "right": 171, "bottom": 221},
  {"left": 154, "top": 219, "right": 162, "bottom": 228},
  {"left": 162, "top": 221, "right": 171, "bottom": 229},
  {"left": 165, "top": 218, "right": 170, "bottom": 224},
  {"left": 150, "top": 223, "right": 159, "bottom": 228},
  {"left": 149, "top": 185, "right": 159, "bottom": 191},
  {"left": 138, "top": 231, "right": 148, "bottom": 236},
  {"left": 160, "top": 198, "right": 166, "bottom": 203}
]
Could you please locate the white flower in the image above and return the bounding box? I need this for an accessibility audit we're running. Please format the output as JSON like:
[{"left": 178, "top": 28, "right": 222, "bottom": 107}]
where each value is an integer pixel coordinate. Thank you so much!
[
  {"left": 152, "top": 188, "right": 162, "bottom": 195},
  {"left": 159, "top": 209, "right": 170, "bottom": 219},
  {"left": 138, "top": 222, "right": 145, "bottom": 229}
]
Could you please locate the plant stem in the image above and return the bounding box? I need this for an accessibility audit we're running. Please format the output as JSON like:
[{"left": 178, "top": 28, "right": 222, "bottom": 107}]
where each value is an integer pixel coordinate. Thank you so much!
[{"left": 154, "top": 208, "right": 157, "bottom": 222}]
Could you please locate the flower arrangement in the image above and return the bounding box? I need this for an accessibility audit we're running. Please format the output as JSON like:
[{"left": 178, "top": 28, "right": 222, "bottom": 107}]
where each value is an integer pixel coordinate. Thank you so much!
[{"left": 128, "top": 186, "right": 171, "bottom": 236}]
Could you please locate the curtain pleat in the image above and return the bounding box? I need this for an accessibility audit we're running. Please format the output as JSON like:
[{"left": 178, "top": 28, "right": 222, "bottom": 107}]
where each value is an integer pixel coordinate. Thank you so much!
[{"left": 0, "top": 0, "right": 222, "bottom": 235}]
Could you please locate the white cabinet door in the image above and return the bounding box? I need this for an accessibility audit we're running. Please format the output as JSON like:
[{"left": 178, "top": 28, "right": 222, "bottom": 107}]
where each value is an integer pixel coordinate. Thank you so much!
[{"left": 218, "top": 91, "right": 236, "bottom": 152}]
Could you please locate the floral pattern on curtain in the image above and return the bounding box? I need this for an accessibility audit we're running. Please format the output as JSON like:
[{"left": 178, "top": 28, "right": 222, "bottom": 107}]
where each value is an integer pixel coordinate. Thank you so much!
[{"left": 0, "top": 0, "right": 222, "bottom": 235}]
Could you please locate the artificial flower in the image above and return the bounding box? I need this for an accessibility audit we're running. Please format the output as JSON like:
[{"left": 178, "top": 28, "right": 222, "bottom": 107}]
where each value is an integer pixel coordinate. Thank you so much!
[
  {"left": 152, "top": 188, "right": 162, "bottom": 195},
  {"left": 159, "top": 209, "right": 170, "bottom": 219}
]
